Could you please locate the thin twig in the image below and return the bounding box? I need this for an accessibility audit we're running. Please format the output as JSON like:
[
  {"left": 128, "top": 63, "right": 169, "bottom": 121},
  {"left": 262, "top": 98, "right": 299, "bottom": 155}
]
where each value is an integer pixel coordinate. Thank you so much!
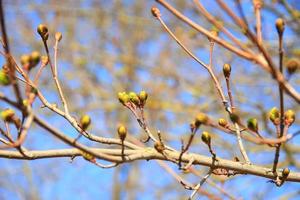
[
  {"left": 272, "top": 29, "right": 285, "bottom": 174},
  {"left": 253, "top": 0, "right": 263, "bottom": 44},
  {"left": 189, "top": 169, "right": 212, "bottom": 200},
  {"left": 0, "top": 0, "right": 22, "bottom": 104},
  {"left": 234, "top": 122, "right": 250, "bottom": 164}
]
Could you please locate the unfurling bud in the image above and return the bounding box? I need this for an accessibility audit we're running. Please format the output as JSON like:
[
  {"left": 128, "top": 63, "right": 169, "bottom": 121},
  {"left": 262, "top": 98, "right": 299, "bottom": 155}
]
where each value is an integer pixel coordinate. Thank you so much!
[
  {"left": 151, "top": 7, "right": 161, "bottom": 18},
  {"left": 284, "top": 109, "right": 295, "bottom": 126},
  {"left": 223, "top": 63, "right": 231, "bottom": 78},
  {"left": 194, "top": 113, "right": 209, "bottom": 127},
  {"left": 1, "top": 108, "right": 15, "bottom": 122},
  {"left": 0, "top": 69, "right": 10, "bottom": 86},
  {"left": 201, "top": 131, "right": 211, "bottom": 145},
  {"left": 275, "top": 18, "right": 285, "bottom": 36},
  {"left": 269, "top": 107, "right": 280, "bottom": 125},
  {"left": 55, "top": 32, "right": 62, "bottom": 42},
  {"left": 286, "top": 58, "right": 299, "bottom": 75},
  {"left": 282, "top": 168, "right": 290, "bottom": 178},
  {"left": 218, "top": 118, "right": 228, "bottom": 127},
  {"left": 118, "top": 92, "right": 129, "bottom": 105},
  {"left": 117, "top": 125, "right": 127, "bottom": 141},
  {"left": 37, "top": 24, "right": 49, "bottom": 41},
  {"left": 154, "top": 141, "right": 165, "bottom": 153},
  {"left": 139, "top": 90, "right": 148, "bottom": 105},
  {"left": 247, "top": 118, "right": 258, "bottom": 132},
  {"left": 80, "top": 150, "right": 95, "bottom": 162},
  {"left": 80, "top": 114, "right": 91, "bottom": 130},
  {"left": 129, "top": 92, "right": 140, "bottom": 105}
]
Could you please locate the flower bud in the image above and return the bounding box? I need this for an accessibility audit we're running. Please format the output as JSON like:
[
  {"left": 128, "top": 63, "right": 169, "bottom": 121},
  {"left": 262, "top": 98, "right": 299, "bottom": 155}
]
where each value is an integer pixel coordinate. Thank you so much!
[
  {"left": 118, "top": 92, "right": 129, "bottom": 105},
  {"left": 284, "top": 109, "right": 295, "bottom": 126},
  {"left": 286, "top": 58, "right": 299, "bottom": 75},
  {"left": 247, "top": 118, "right": 258, "bottom": 132},
  {"left": 23, "top": 99, "right": 29, "bottom": 107},
  {"left": 37, "top": 24, "right": 49, "bottom": 41},
  {"left": 20, "top": 54, "right": 31, "bottom": 66},
  {"left": 80, "top": 150, "right": 95, "bottom": 162},
  {"left": 80, "top": 114, "right": 91, "bottom": 130},
  {"left": 151, "top": 7, "right": 161, "bottom": 18},
  {"left": 269, "top": 107, "right": 280, "bottom": 125},
  {"left": 223, "top": 63, "right": 231, "bottom": 78},
  {"left": 129, "top": 92, "right": 140, "bottom": 105},
  {"left": 282, "top": 168, "right": 290, "bottom": 177},
  {"left": 41, "top": 56, "right": 49, "bottom": 66},
  {"left": 201, "top": 131, "right": 211, "bottom": 145},
  {"left": 139, "top": 90, "right": 148, "bottom": 105},
  {"left": 1, "top": 108, "right": 15, "bottom": 122},
  {"left": 195, "top": 113, "right": 209, "bottom": 127},
  {"left": 229, "top": 112, "right": 240, "bottom": 123},
  {"left": 0, "top": 69, "right": 10, "bottom": 86},
  {"left": 117, "top": 125, "right": 127, "bottom": 141},
  {"left": 55, "top": 32, "right": 62, "bottom": 42},
  {"left": 218, "top": 118, "right": 228, "bottom": 127},
  {"left": 275, "top": 18, "right": 285, "bottom": 36},
  {"left": 31, "top": 51, "right": 40, "bottom": 64},
  {"left": 154, "top": 141, "right": 165, "bottom": 153},
  {"left": 208, "top": 30, "right": 218, "bottom": 41}
]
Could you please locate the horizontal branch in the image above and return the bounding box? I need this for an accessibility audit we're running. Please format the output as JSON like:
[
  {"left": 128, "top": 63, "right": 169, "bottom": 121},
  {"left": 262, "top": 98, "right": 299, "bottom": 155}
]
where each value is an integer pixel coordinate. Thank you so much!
[{"left": 1, "top": 147, "right": 299, "bottom": 183}]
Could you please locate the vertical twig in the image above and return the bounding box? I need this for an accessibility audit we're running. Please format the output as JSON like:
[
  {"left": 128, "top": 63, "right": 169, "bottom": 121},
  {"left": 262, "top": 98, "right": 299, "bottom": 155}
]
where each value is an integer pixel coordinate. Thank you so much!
[
  {"left": 253, "top": 0, "right": 263, "bottom": 44},
  {"left": 272, "top": 21, "right": 285, "bottom": 174},
  {"left": 0, "top": 0, "right": 22, "bottom": 104}
]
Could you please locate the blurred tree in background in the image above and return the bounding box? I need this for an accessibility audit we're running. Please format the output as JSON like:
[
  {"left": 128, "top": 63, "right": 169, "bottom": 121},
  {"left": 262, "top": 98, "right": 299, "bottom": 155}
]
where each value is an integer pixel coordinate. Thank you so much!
[{"left": 0, "top": 0, "right": 299, "bottom": 199}]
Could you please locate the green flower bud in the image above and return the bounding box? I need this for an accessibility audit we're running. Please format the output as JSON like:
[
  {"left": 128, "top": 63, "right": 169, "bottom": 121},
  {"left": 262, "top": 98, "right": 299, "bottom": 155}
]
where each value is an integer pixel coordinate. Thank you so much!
[
  {"left": 129, "top": 92, "right": 140, "bottom": 105},
  {"left": 20, "top": 54, "right": 32, "bottom": 66},
  {"left": 286, "top": 58, "right": 299, "bottom": 75},
  {"left": 218, "top": 118, "right": 228, "bottom": 127},
  {"left": 23, "top": 99, "right": 29, "bottom": 107},
  {"left": 55, "top": 32, "right": 62, "bottom": 42},
  {"left": 117, "top": 125, "right": 127, "bottom": 141},
  {"left": 0, "top": 69, "right": 10, "bottom": 86},
  {"left": 139, "top": 90, "right": 148, "bottom": 105},
  {"left": 223, "top": 63, "right": 231, "bottom": 78},
  {"left": 151, "top": 7, "right": 161, "bottom": 18},
  {"left": 195, "top": 113, "right": 209, "bottom": 127},
  {"left": 282, "top": 168, "right": 290, "bottom": 177},
  {"left": 229, "top": 112, "right": 240, "bottom": 123},
  {"left": 30, "top": 51, "right": 41, "bottom": 68},
  {"left": 247, "top": 118, "right": 258, "bottom": 132},
  {"left": 284, "top": 109, "right": 295, "bottom": 126},
  {"left": 154, "top": 141, "right": 165, "bottom": 153},
  {"left": 80, "top": 114, "right": 91, "bottom": 130},
  {"left": 41, "top": 56, "right": 49, "bottom": 66},
  {"left": 201, "top": 131, "right": 211, "bottom": 145},
  {"left": 275, "top": 18, "right": 285, "bottom": 36},
  {"left": 80, "top": 150, "right": 95, "bottom": 161},
  {"left": 37, "top": 24, "right": 49, "bottom": 41},
  {"left": 1, "top": 108, "right": 15, "bottom": 122},
  {"left": 269, "top": 107, "right": 280, "bottom": 125},
  {"left": 118, "top": 92, "right": 129, "bottom": 105}
]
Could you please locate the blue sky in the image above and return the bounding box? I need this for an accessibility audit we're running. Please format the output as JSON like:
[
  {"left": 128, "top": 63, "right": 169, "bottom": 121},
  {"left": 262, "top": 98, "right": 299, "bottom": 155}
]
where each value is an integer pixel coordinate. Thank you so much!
[{"left": 0, "top": 0, "right": 300, "bottom": 199}]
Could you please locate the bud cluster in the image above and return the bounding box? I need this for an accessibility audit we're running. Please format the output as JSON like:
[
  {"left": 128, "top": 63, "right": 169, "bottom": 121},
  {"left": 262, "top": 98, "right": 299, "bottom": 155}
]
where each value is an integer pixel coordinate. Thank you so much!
[
  {"left": 118, "top": 90, "right": 148, "bottom": 107},
  {"left": 20, "top": 51, "right": 41, "bottom": 71}
]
